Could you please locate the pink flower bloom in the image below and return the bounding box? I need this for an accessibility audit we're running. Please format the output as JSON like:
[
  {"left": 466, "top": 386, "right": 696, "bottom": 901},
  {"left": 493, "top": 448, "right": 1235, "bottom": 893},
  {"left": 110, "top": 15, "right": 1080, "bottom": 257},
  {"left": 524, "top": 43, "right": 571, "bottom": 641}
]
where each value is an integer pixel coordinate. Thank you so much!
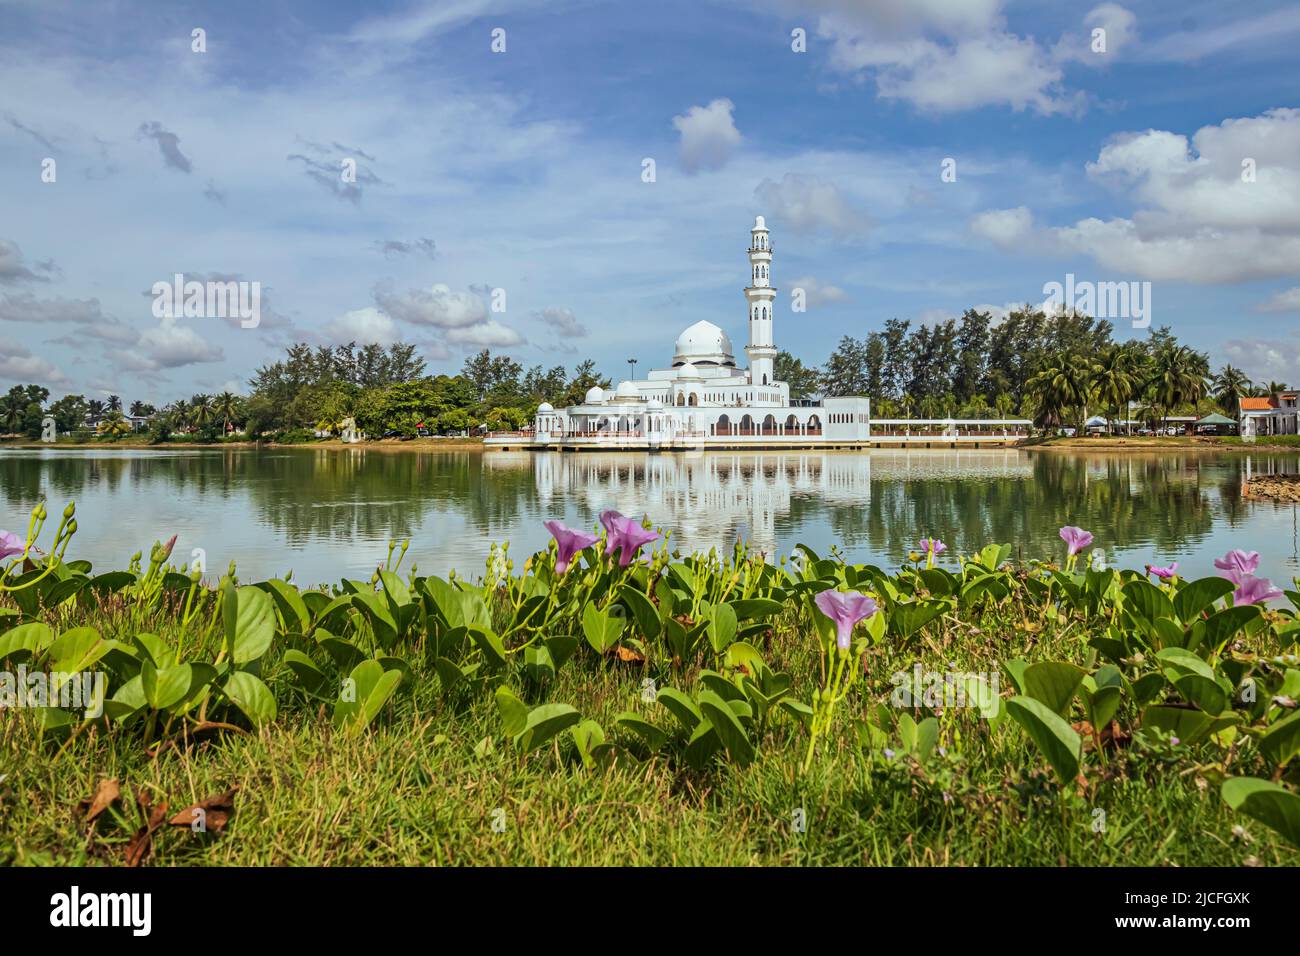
[
  {"left": 1146, "top": 562, "right": 1178, "bottom": 580},
  {"left": 1214, "top": 549, "right": 1260, "bottom": 585},
  {"left": 543, "top": 520, "right": 599, "bottom": 573},
  {"left": 917, "top": 538, "right": 946, "bottom": 556},
  {"left": 599, "top": 510, "right": 660, "bottom": 567},
  {"left": 0, "top": 530, "right": 24, "bottom": 561},
  {"left": 1059, "top": 526, "right": 1093, "bottom": 557},
  {"left": 1233, "top": 574, "right": 1283, "bottom": 607},
  {"left": 813, "top": 589, "right": 879, "bottom": 651},
  {"left": 613, "top": 517, "right": 660, "bottom": 567},
  {"left": 599, "top": 510, "right": 625, "bottom": 556}
]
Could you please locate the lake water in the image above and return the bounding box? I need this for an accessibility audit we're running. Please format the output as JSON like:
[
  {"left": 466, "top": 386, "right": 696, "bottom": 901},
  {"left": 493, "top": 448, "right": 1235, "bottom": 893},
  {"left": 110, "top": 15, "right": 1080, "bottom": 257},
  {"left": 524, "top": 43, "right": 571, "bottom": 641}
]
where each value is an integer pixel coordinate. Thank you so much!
[{"left": 2, "top": 446, "right": 1300, "bottom": 588}]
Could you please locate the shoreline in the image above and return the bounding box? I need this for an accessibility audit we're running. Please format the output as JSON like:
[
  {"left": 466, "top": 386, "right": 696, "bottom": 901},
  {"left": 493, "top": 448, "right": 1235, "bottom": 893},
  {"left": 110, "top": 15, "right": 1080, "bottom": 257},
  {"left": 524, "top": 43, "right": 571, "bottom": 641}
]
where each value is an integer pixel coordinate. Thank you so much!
[{"left": 5, "top": 435, "right": 1300, "bottom": 454}]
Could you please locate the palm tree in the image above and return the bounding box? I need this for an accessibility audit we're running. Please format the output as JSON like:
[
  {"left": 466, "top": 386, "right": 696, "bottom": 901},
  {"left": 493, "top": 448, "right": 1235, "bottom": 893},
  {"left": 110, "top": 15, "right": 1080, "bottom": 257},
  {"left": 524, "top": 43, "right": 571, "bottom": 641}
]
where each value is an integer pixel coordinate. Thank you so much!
[
  {"left": 129, "top": 400, "right": 146, "bottom": 417},
  {"left": 1027, "top": 351, "right": 1096, "bottom": 432},
  {"left": 188, "top": 394, "right": 214, "bottom": 429},
  {"left": 1212, "top": 365, "right": 1251, "bottom": 417},
  {"left": 994, "top": 392, "right": 1016, "bottom": 420},
  {"left": 107, "top": 394, "right": 122, "bottom": 413},
  {"left": 1147, "top": 344, "right": 1209, "bottom": 431},
  {"left": 1091, "top": 345, "right": 1139, "bottom": 435},
  {"left": 86, "top": 399, "right": 106, "bottom": 422},
  {"left": 98, "top": 411, "right": 132, "bottom": 441},
  {"left": 0, "top": 395, "right": 24, "bottom": 434},
  {"left": 213, "top": 391, "right": 240, "bottom": 435}
]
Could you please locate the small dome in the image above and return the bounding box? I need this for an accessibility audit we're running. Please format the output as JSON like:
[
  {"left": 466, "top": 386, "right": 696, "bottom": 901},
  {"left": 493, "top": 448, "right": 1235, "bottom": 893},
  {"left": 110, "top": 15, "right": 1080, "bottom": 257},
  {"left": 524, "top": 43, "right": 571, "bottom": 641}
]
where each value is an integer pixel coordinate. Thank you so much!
[
  {"left": 754, "top": 215, "right": 766, "bottom": 230},
  {"left": 615, "top": 380, "right": 639, "bottom": 399},
  {"left": 673, "top": 320, "right": 734, "bottom": 366},
  {"left": 677, "top": 361, "right": 699, "bottom": 378},
  {"left": 646, "top": 397, "right": 664, "bottom": 410},
  {"left": 537, "top": 401, "right": 554, "bottom": 413},
  {"left": 584, "top": 386, "right": 605, "bottom": 404}
]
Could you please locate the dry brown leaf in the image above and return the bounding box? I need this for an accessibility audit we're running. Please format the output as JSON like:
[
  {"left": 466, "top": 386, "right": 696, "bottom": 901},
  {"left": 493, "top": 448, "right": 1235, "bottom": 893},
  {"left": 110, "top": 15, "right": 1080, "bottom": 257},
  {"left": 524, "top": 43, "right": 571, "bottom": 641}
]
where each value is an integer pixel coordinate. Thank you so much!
[
  {"left": 167, "top": 787, "right": 237, "bottom": 833},
  {"left": 125, "top": 791, "right": 169, "bottom": 867},
  {"left": 80, "top": 778, "right": 121, "bottom": 824},
  {"left": 613, "top": 646, "right": 645, "bottom": 664}
]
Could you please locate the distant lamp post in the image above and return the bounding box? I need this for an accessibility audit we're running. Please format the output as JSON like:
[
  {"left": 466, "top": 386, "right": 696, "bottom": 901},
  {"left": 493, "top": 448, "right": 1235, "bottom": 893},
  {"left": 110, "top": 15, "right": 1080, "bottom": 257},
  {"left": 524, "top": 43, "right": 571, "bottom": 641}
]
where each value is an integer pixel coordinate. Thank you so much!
[{"left": 627, "top": 358, "right": 638, "bottom": 379}]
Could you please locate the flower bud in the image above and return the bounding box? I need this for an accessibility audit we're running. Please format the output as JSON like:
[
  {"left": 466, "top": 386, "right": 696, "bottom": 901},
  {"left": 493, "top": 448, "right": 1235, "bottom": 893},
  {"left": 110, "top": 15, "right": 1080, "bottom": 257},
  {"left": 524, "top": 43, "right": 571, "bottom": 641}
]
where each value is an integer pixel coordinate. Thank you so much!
[{"left": 63, "top": 502, "right": 76, "bottom": 520}]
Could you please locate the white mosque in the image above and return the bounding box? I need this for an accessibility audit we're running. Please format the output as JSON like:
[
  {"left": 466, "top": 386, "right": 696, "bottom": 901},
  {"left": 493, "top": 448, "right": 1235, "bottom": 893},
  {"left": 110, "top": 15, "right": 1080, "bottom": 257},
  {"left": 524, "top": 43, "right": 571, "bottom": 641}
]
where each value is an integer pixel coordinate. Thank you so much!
[{"left": 487, "top": 216, "right": 1029, "bottom": 451}]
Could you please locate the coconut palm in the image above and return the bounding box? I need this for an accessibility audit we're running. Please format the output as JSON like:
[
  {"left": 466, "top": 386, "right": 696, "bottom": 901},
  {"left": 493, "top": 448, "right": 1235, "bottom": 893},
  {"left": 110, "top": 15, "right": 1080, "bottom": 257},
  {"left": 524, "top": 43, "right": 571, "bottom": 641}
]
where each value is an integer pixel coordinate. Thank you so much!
[
  {"left": 1147, "top": 344, "right": 1209, "bottom": 430},
  {"left": 107, "top": 394, "right": 122, "bottom": 412},
  {"left": 1212, "top": 365, "right": 1251, "bottom": 416},
  {"left": 213, "top": 391, "right": 241, "bottom": 435},
  {"left": 188, "top": 394, "right": 214, "bottom": 429},
  {"left": 86, "top": 399, "right": 106, "bottom": 422},
  {"left": 0, "top": 395, "right": 24, "bottom": 434},
  {"left": 98, "top": 411, "right": 132, "bottom": 440},
  {"left": 1026, "top": 351, "right": 1097, "bottom": 431},
  {"left": 1091, "top": 345, "right": 1140, "bottom": 434}
]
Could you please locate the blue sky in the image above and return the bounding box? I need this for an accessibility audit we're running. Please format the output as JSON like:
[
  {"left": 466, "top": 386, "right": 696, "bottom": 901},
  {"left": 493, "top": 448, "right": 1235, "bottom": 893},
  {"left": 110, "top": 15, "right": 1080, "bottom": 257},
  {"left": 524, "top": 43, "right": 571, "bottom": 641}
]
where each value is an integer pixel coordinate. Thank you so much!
[{"left": 2, "top": 0, "right": 1299, "bottom": 402}]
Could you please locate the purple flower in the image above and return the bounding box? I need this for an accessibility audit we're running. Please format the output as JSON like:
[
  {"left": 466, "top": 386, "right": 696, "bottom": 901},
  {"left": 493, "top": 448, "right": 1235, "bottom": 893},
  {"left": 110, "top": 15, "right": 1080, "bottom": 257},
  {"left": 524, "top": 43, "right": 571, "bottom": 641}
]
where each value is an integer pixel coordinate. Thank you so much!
[
  {"left": 917, "top": 538, "right": 947, "bottom": 556},
  {"left": 600, "top": 510, "right": 660, "bottom": 567},
  {"left": 813, "top": 589, "right": 879, "bottom": 651},
  {"left": 543, "top": 520, "right": 599, "bottom": 573},
  {"left": 1146, "top": 562, "right": 1178, "bottom": 580},
  {"left": 0, "top": 530, "right": 23, "bottom": 562},
  {"left": 599, "top": 510, "right": 625, "bottom": 556},
  {"left": 1233, "top": 574, "right": 1283, "bottom": 607},
  {"left": 1214, "top": 549, "right": 1260, "bottom": 585},
  {"left": 1059, "top": 526, "right": 1093, "bottom": 557}
]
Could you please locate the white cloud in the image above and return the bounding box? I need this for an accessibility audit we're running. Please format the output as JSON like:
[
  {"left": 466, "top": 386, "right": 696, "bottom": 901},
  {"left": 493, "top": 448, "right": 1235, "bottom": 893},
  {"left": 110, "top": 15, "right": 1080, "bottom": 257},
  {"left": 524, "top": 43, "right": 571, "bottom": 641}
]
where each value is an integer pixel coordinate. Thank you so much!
[
  {"left": 374, "top": 283, "right": 487, "bottom": 329},
  {"left": 1257, "top": 287, "right": 1300, "bottom": 313},
  {"left": 324, "top": 306, "right": 399, "bottom": 346},
  {"left": 130, "top": 319, "right": 225, "bottom": 370},
  {"left": 1221, "top": 335, "right": 1300, "bottom": 388},
  {"left": 810, "top": 1, "right": 1128, "bottom": 115},
  {"left": 754, "top": 174, "right": 870, "bottom": 237},
  {"left": 444, "top": 319, "right": 525, "bottom": 347},
  {"left": 0, "top": 338, "right": 65, "bottom": 384},
  {"left": 967, "top": 109, "right": 1300, "bottom": 283},
  {"left": 969, "top": 206, "right": 1035, "bottom": 248},
  {"left": 672, "top": 99, "right": 741, "bottom": 173}
]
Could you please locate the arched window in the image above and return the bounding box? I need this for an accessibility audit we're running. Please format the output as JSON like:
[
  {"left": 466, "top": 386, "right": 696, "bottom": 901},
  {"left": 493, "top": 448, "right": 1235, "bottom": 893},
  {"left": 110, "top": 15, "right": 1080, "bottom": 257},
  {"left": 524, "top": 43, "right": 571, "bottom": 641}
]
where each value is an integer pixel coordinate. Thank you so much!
[
  {"left": 676, "top": 392, "right": 685, "bottom": 407},
  {"left": 762, "top": 374, "right": 769, "bottom": 385},
  {"left": 688, "top": 393, "right": 698, "bottom": 406}
]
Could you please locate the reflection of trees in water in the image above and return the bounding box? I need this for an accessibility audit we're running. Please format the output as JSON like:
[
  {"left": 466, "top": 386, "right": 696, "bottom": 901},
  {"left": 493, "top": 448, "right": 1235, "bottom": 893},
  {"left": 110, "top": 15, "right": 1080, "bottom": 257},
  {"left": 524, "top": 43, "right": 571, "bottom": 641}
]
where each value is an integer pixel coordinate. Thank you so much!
[
  {"left": 6, "top": 448, "right": 1300, "bottom": 571},
  {"left": 805, "top": 452, "right": 1230, "bottom": 566}
]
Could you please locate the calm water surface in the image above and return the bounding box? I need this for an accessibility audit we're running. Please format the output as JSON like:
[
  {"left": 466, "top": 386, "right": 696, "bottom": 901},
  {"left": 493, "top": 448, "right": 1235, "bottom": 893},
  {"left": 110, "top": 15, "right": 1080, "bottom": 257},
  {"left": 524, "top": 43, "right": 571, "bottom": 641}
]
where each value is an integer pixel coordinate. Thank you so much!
[{"left": 2, "top": 447, "right": 1300, "bottom": 586}]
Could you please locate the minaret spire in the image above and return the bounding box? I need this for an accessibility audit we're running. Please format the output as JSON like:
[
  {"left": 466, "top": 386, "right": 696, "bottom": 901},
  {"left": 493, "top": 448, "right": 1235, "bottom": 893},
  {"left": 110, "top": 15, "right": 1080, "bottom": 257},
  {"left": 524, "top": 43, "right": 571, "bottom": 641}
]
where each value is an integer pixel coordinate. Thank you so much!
[{"left": 744, "top": 216, "right": 777, "bottom": 387}]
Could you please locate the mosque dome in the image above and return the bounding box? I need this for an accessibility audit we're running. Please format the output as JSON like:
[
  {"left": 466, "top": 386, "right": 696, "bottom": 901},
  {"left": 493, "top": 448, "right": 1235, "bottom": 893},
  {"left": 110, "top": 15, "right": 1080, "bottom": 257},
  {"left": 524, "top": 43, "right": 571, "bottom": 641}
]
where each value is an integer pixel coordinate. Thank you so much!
[
  {"left": 537, "top": 401, "right": 554, "bottom": 413},
  {"left": 614, "top": 380, "right": 640, "bottom": 400},
  {"left": 677, "top": 361, "right": 700, "bottom": 379},
  {"left": 673, "top": 320, "right": 734, "bottom": 367},
  {"left": 584, "top": 386, "right": 605, "bottom": 404}
]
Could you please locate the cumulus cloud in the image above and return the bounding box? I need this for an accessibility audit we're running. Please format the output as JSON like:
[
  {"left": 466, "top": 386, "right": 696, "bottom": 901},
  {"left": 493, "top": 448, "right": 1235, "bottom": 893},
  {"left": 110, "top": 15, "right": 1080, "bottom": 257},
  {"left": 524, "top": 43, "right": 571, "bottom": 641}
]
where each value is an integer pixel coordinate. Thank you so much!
[
  {"left": 373, "top": 282, "right": 487, "bottom": 328},
  {"left": 672, "top": 98, "right": 742, "bottom": 173},
  {"left": 754, "top": 174, "right": 871, "bottom": 237},
  {"left": 969, "top": 109, "right": 1300, "bottom": 283},
  {"left": 444, "top": 319, "right": 525, "bottom": 347},
  {"left": 0, "top": 292, "right": 139, "bottom": 346},
  {"left": 324, "top": 306, "right": 399, "bottom": 346},
  {"left": 811, "top": 1, "right": 1133, "bottom": 115},
  {"left": 1221, "top": 334, "right": 1300, "bottom": 388},
  {"left": 787, "top": 276, "right": 848, "bottom": 307},
  {"left": 1055, "top": 3, "right": 1138, "bottom": 64},
  {"left": 125, "top": 318, "right": 224, "bottom": 370},
  {"left": 534, "top": 306, "right": 587, "bottom": 338},
  {"left": 0, "top": 347, "right": 66, "bottom": 385},
  {"left": 137, "top": 121, "right": 192, "bottom": 173}
]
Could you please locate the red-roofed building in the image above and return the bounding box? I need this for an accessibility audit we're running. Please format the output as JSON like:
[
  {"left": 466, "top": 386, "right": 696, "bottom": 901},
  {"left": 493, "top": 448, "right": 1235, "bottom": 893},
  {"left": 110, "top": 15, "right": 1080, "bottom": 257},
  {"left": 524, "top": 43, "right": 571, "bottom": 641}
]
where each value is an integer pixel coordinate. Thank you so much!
[{"left": 1240, "top": 391, "right": 1300, "bottom": 438}]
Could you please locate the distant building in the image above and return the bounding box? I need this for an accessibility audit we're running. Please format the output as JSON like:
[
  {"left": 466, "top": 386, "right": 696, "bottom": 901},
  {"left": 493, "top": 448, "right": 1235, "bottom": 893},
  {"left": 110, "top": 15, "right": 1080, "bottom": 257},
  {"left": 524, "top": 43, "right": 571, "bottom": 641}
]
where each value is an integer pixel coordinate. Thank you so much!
[
  {"left": 488, "top": 217, "right": 1028, "bottom": 452},
  {"left": 1240, "top": 391, "right": 1299, "bottom": 438}
]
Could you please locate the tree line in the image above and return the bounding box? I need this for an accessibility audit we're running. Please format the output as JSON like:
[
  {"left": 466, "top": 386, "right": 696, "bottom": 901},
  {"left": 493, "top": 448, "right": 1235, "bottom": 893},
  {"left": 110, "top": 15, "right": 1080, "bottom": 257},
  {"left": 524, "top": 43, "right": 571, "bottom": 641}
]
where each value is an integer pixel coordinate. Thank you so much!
[{"left": 777, "top": 306, "right": 1270, "bottom": 428}]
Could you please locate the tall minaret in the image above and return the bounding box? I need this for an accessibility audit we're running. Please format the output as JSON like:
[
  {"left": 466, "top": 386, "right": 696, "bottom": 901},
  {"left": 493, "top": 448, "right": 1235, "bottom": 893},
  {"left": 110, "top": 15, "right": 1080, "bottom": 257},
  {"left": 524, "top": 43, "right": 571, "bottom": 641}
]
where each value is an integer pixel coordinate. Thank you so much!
[{"left": 744, "top": 216, "right": 777, "bottom": 387}]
